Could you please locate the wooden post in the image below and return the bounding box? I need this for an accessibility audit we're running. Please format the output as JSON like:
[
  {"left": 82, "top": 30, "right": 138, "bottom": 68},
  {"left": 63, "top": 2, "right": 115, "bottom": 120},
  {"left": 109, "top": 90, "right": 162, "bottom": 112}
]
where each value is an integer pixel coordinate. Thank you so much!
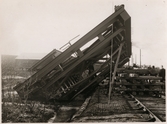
[
  {"left": 108, "top": 39, "right": 113, "bottom": 104},
  {"left": 108, "top": 43, "right": 123, "bottom": 104},
  {"left": 98, "top": 86, "right": 100, "bottom": 103}
]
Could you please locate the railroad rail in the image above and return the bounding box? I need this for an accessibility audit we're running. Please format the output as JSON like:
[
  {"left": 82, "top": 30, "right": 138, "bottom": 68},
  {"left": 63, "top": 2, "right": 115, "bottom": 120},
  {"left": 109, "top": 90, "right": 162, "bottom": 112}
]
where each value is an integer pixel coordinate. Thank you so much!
[{"left": 129, "top": 94, "right": 162, "bottom": 122}]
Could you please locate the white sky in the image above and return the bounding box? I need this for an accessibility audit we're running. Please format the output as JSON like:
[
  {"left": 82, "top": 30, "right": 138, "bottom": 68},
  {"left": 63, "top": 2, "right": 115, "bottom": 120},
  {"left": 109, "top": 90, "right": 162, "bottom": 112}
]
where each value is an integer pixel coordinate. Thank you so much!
[{"left": 0, "top": 0, "right": 167, "bottom": 68}]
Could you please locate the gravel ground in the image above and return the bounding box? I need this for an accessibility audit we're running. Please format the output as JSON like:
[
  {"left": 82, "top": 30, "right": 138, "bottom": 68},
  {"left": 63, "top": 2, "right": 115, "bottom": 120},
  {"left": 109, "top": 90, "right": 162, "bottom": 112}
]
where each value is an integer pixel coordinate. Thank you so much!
[{"left": 72, "top": 86, "right": 165, "bottom": 122}]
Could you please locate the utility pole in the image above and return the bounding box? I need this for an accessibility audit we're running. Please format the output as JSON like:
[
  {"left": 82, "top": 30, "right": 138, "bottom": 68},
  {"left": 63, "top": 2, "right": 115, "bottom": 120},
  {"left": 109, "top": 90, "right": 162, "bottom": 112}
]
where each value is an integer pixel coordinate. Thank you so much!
[
  {"left": 131, "top": 54, "right": 133, "bottom": 66},
  {"left": 135, "top": 54, "right": 137, "bottom": 65},
  {"left": 140, "top": 49, "right": 141, "bottom": 68}
]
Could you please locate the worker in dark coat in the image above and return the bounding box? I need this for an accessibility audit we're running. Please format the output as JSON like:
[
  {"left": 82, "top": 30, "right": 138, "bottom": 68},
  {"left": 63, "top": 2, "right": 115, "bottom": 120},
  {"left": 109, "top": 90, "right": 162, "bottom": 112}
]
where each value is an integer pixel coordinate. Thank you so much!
[
  {"left": 159, "top": 66, "right": 165, "bottom": 82},
  {"left": 149, "top": 66, "right": 157, "bottom": 76}
]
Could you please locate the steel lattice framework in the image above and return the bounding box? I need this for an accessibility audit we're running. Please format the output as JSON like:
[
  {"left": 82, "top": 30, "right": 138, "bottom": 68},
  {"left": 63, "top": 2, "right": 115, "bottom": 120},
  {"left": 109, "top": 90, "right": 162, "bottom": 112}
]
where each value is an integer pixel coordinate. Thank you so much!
[{"left": 14, "top": 5, "right": 131, "bottom": 102}]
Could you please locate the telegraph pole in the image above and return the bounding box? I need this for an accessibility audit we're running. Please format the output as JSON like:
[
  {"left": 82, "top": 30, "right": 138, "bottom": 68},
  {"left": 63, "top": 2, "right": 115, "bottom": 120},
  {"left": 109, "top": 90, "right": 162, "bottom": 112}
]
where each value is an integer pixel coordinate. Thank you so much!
[
  {"left": 131, "top": 54, "right": 133, "bottom": 66},
  {"left": 140, "top": 49, "right": 141, "bottom": 67}
]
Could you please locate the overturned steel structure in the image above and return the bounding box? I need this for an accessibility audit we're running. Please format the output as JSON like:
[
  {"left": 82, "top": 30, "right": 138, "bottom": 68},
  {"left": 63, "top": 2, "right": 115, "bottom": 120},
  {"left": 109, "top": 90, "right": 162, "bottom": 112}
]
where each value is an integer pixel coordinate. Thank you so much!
[{"left": 14, "top": 5, "right": 131, "bottom": 101}]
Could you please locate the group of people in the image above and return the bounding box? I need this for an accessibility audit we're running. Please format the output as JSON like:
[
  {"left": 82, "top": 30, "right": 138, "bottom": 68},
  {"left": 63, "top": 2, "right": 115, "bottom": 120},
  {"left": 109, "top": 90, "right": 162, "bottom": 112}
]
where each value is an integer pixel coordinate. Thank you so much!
[
  {"left": 148, "top": 65, "right": 165, "bottom": 82},
  {"left": 130, "top": 64, "right": 165, "bottom": 82}
]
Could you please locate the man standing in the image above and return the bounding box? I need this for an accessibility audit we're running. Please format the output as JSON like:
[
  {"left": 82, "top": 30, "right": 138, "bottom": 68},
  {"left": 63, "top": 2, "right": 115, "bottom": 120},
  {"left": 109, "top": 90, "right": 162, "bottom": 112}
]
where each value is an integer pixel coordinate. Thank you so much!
[{"left": 159, "top": 66, "right": 165, "bottom": 82}]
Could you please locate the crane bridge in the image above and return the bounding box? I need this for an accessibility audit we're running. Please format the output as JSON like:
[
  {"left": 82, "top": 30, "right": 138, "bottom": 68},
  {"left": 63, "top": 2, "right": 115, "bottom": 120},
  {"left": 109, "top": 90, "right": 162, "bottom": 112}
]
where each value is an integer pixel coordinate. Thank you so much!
[{"left": 14, "top": 5, "right": 131, "bottom": 102}]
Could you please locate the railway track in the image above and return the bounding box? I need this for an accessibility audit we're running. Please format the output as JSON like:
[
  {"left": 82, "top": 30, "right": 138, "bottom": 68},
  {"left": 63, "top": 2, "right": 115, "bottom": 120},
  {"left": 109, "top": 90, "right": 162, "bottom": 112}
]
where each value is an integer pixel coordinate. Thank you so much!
[
  {"left": 127, "top": 94, "right": 164, "bottom": 122},
  {"left": 71, "top": 86, "right": 166, "bottom": 122},
  {"left": 133, "top": 95, "right": 165, "bottom": 121}
]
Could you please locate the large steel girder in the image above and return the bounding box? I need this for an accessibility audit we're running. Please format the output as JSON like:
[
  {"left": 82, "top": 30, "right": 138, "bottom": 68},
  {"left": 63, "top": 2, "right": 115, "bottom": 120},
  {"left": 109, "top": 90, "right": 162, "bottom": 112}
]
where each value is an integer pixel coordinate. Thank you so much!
[
  {"left": 14, "top": 5, "right": 131, "bottom": 101},
  {"left": 14, "top": 7, "right": 123, "bottom": 91},
  {"left": 14, "top": 6, "right": 126, "bottom": 91}
]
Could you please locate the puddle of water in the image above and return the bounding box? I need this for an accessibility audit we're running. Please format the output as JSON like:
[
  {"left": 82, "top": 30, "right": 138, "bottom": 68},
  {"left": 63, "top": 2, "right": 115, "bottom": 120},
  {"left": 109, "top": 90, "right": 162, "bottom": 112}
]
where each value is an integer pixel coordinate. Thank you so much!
[
  {"left": 53, "top": 108, "right": 77, "bottom": 122},
  {"left": 60, "top": 106, "right": 80, "bottom": 111},
  {"left": 49, "top": 96, "right": 85, "bottom": 122},
  {"left": 2, "top": 75, "right": 26, "bottom": 79}
]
